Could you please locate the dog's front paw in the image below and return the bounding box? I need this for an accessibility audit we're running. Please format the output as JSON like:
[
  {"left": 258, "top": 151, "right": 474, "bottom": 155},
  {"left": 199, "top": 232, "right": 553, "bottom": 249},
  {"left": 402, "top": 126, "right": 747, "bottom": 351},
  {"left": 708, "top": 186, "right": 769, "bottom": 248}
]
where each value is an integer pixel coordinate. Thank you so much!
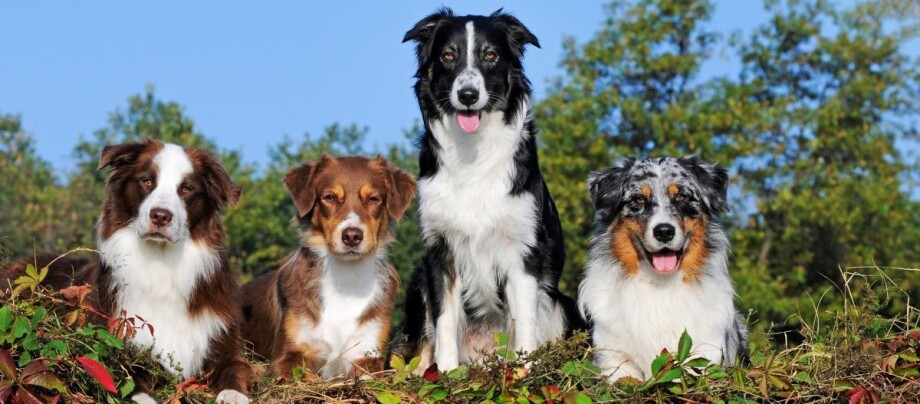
[
  {"left": 215, "top": 389, "right": 250, "bottom": 404},
  {"left": 131, "top": 393, "right": 158, "bottom": 404}
]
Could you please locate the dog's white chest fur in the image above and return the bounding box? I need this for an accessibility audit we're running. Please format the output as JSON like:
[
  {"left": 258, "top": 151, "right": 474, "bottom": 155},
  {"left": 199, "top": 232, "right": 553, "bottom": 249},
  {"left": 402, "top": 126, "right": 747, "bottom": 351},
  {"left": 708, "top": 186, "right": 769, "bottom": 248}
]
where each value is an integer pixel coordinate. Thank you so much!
[
  {"left": 419, "top": 110, "right": 538, "bottom": 316},
  {"left": 580, "top": 253, "right": 737, "bottom": 380},
  {"left": 292, "top": 257, "right": 384, "bottom": 378},
  {"left": 100, "top": 227, "right": 226, "bottom": 378}
]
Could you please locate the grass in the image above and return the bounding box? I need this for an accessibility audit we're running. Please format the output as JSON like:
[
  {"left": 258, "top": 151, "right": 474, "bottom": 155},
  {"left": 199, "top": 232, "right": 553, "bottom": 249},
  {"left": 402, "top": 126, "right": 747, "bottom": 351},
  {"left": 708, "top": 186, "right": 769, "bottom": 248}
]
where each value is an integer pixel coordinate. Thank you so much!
[{"left": 1, "top": 260, "right": 918, "bottom": 403}]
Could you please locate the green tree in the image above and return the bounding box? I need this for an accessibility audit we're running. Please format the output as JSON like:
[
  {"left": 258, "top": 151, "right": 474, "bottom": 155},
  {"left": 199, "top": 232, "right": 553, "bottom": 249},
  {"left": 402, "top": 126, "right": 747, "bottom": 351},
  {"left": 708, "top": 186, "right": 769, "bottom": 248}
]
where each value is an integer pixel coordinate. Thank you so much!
[
  {"left": 537, "top": 0, "right": 735, "bottom": 294},
  {"left": 0, "top": 114, "right": 64, "bottom": 259},
  {"left": 727, "top": 0, "right": 920, "bottom": 321}
]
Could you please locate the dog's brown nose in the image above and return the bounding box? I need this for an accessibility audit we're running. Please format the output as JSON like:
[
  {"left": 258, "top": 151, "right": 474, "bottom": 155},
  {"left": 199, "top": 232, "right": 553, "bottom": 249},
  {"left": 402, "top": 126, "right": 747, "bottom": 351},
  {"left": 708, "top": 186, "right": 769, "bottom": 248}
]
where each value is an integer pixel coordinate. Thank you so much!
[
  {"left": 342, "top": 227, "right": 364, "bottom": 247},
  {"left": 150, "top": 208, "right": 173, "bottom": 227}
]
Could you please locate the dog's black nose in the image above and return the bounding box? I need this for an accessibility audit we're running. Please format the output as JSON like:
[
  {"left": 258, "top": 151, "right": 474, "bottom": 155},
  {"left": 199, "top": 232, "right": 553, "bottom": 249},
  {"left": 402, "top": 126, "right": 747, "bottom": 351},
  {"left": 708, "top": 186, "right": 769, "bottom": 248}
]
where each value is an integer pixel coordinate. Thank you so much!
[
  {"left": 653, "top": 224, "right": 675, "bottom": 243},
  {"left": 342, "top": 227, "right": 364, "bottom": 247},
  {"left": 457, "top": 87, "right": 479, "bottom": 106},
  {"left": 150, "top": 208, "right": 173, "bottom": 227}
]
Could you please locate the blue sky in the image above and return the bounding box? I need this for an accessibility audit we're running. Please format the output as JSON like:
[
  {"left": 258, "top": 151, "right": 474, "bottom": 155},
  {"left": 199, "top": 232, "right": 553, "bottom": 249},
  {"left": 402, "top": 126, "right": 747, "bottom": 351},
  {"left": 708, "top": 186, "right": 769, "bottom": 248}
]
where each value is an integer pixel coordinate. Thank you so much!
[{"left": 0, "top": 1, "right": 908, "bottom": 172}]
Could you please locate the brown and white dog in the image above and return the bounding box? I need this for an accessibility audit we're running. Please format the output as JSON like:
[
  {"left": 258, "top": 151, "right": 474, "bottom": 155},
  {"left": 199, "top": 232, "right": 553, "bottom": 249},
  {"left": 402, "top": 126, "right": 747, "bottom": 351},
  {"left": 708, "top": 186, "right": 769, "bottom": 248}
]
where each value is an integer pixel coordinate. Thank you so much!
[
  {"left": 241, "top": 155, "right": 416, "bottom": 379},
  {"left": 1, "top": 140, "right": 252, "bottom": 404}
]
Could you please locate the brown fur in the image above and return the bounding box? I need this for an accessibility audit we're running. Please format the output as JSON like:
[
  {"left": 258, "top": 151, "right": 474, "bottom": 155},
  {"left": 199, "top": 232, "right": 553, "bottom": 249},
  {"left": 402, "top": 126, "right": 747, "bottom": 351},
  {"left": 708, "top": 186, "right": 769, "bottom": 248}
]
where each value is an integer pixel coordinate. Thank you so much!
[
  {"left": 609, "top": 218, "right": 642, "bottom": 276},
  {"left": 679, "top": 215, "right": 709, "bottom": 283},
  {"left": 242, "top": 155, "right": 416, "bottom": 379}
]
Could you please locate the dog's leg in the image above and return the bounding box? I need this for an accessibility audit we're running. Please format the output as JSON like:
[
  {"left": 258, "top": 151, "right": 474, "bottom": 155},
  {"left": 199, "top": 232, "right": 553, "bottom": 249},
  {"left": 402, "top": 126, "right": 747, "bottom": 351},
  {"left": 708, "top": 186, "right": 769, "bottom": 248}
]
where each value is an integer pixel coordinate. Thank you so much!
[
  {"left": 505, "top": 268, "right": 539, "bottom": 355},
  {"left": 433, "top": 277, "right": 463, "bottom": 370}
]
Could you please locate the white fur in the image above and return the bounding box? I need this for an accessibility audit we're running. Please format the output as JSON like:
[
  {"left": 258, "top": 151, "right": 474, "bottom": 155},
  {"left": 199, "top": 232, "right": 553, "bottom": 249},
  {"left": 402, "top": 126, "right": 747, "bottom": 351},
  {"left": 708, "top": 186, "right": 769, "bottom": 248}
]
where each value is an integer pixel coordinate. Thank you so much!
[
  {"left": 643, "top": 164, "right": 687, "bottom": 252},
  {"left": 421, "top": 100, "right": 560, "bottom": 369},
  {"left": 131, "top": 393, "right": 157, "bottom": 404},
  {"left": 215, "top": 389, "right": 250, "bottom": 404},
  {"left": 332, "top": 211, "right": 370, "bottom": 256},
  {"left": 100, "top": 227, "right": 226, "bottom": 378},
  {"left": 134, "top": 144, "right": 192, "bottom": 243},
  {"left": 579, "top": 237, "right": 738, "bottom": 381},
  {"left": 99, "top": 144, "right": 226, "bottom": 378},
  {"left": 290, "top": 255, "right": 388, "bottom": 378},
  {"left": 450, "top": 21, "right": 488, "bottom": 111}
]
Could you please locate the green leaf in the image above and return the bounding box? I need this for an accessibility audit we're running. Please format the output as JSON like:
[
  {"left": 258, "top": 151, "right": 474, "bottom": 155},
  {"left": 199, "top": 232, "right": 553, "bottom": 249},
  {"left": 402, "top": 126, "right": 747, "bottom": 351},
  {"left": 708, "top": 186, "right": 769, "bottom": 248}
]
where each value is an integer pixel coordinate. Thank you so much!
[
  {"left": 119, "top": 379, "right": 136, "bottom": 398},
  {"left": 429, "top": 388, "right": 448, "bottom": 401},
  {"left": 446, "top": 366, "right": 467, "bottom": 379},
  {"left": 17, "top": 350, "right": 32, "bottom": 367},
  {"left": 291, "top": 366, "right": 304, "bottom": 381},
  {"left": 41, "top": 340, "right": 69, "bottom": 359},
  {"left": 575, "top": 392, "right": 592, "bottom": 404},
  {"left": 390, "top": 354, "right": 406, "bottom": 370},
  {"left": 25, "top": 264, "right": 38, "bottom": 279},
  {"left": 22, "top": 334, "right": 40, "bottom": 351},
  {"left": 677, "top": 330, "right": 692, "bottom": 362},
  {"left": 376, "top": 391, "right": 400, "bottom": 404},
  {"left": 12, "top": 316, "right": 31, "bottom": 339},
  {"left": 650, "top": 352, "right": 670, "bottom": 375},
  {"left": 0, "top": 306, "right": 11, "bottom": 332},
  {"left": 656, "top": 368, "right": 683, "bottom": 384},
  {"left": 30, "top": 308, "right": 46, "bottom": 326},
  {"left": 408, "top": 356, "right": 421, "bottom": 372},
  {"left": 684, "top": 357, "right": 710, "bottom": 368}
]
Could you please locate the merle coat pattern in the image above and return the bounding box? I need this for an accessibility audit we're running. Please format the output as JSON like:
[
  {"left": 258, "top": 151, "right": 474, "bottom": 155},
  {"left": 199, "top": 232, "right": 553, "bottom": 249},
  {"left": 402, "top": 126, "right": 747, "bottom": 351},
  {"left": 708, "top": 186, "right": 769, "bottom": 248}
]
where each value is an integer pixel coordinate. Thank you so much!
[{"left": 579, "top": 157, "right": 748, "bottom": 381}]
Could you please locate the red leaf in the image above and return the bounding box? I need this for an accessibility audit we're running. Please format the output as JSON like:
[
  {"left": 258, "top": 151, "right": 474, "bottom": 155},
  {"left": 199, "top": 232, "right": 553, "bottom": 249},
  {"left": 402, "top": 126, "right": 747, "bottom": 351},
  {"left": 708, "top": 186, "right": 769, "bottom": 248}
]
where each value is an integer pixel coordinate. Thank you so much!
[
  {"left": 59, "top": 284, "right": 92, "bottom": 303},
  {"left": 0, "top": 350, "right": 16, "bottom": 380},
  {"left": 76, "top": 356, "right": 117, "bottom": 393},
  {"left": 908, "top": 331, "right": 920, "bottom": 340},
  {"left": 546, "top": 385, "right": 561, "bottom": 394},
  {"left": 422, "top": 363, "right": 439, "bottom": 383}
]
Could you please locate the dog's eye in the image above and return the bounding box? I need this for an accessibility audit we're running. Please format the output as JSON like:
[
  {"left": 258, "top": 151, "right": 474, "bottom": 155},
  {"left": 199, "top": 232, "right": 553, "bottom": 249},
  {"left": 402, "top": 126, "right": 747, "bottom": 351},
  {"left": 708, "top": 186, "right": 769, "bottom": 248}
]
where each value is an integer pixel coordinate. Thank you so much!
[
  {"left": 674, "top": 193, "right": 688, "bottom": 202},
  {"left": 180, "top": 185, "right": 193, "bottom": 195},
  {"left": 140, "top": 178, "right": 153, "bottom": 188},
  {"left": 483, "top": 51, "right": 497, "bottom": 62},
  {"left": 368, "top": 195, "right": 382, "bottom": 204},
  {"left": 441, "top": 52, "right": 455, "bottom": 62},
  {"left": 322, "top": 194, "right": 337, "bottom": 203},
  {"left": 630, "top": 196, "right": 647, "bottom": 209}
]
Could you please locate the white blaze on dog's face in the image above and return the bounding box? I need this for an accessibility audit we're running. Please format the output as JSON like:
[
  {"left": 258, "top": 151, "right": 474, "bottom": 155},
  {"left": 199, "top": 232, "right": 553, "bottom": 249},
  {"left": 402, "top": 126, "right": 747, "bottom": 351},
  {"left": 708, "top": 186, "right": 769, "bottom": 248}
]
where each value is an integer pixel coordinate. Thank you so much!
[
  {"left": 96, "top": 140, "right": 242, "bottom": 246},
  {"left": 588, "top": 157, "right": 729, "bottom": 279},
  {"left": 284, "top": 155, "right": 416, "bottom": 261},
  {"left": 402, "top": 9, "right": 540, "bottom": 135},
  {"left": 134, "top": 144, "right": 194, "bottom": 243}
]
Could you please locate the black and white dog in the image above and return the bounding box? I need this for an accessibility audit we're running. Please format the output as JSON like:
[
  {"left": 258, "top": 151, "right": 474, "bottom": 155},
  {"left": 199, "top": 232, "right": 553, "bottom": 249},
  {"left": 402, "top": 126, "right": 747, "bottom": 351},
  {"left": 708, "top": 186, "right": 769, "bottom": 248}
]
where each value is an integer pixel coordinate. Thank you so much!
[
  {"left": 398, "top": 8, "right": 582, "bottom": 370},
  {"left": 579, "top": 157, "right": 747, "bottom": 381}
]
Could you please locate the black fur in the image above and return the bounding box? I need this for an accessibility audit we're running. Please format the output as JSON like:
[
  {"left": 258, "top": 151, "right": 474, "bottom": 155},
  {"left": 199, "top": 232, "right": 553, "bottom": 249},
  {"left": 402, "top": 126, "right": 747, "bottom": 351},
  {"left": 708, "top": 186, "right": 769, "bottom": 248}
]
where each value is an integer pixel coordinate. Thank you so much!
[{"left": 395, "top": 9, "right": 584, "bottom": 363}]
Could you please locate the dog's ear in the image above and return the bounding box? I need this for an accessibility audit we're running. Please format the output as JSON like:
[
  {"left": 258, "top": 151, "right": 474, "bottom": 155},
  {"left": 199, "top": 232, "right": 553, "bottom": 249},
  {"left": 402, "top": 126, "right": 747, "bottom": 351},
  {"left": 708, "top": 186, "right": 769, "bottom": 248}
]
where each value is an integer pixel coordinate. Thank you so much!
[
  {"left": 491, "top": 9, "right": 540, "bottom": 57},
  {"left": 98, "top": 140, "right": 158, "bottom": 171},
  {"left": 587, "top": 158, "right": 636, "bottom": 221},
  {"left": 403, "top": 8, "right": 453, "bottom": 63},
  {"left": 188, "top": 148, "right": 242, "bottom": 209},
  {"left": 678, "top": 156, "right": 729, "bottom": 214},
  {"left": 377, "top": 156, "right": 417, "bottom": 221},
  {"left": 284, "top": 156, "right": 326, "bottom": 219}
]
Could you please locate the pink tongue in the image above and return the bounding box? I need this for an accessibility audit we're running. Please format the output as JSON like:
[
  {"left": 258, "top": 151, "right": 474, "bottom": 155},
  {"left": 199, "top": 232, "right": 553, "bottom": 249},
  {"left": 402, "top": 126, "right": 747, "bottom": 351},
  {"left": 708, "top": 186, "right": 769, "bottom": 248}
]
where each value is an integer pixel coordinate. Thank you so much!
[
  {"left": 456, "top": 112, "right": 481, "bottom": 133},
  {"left": 651, "top": 252, "right": 679, "bottom": 273}
]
